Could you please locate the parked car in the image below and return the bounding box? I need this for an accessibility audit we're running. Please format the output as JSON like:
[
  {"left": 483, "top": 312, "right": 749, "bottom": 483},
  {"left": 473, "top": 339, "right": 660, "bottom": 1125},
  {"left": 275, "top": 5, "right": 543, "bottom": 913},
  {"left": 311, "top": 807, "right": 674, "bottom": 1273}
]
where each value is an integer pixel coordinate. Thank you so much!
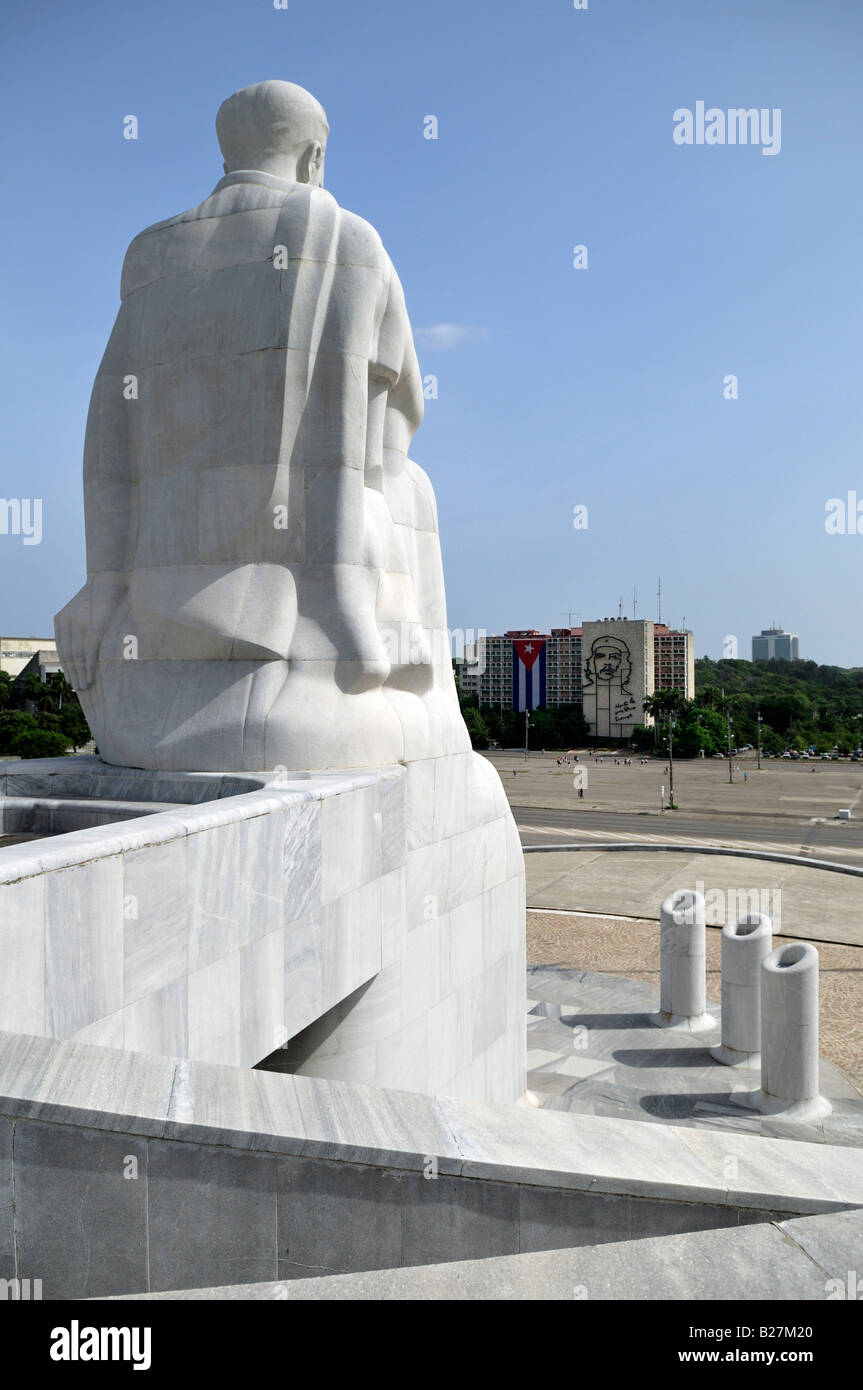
[
  {"left": 821, "top": 753, "right": 831, "bottom": 760},
  {"left": 781, "top": 752, "right": 792, "bottom": 759}
]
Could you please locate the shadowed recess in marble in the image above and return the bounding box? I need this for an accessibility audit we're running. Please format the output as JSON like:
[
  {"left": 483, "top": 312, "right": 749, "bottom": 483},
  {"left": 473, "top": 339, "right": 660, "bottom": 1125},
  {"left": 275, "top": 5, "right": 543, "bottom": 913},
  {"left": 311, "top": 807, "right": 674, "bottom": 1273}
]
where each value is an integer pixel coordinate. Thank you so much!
[{"left": 106, "top": 1210, "right": 863, "bottom": 1302}]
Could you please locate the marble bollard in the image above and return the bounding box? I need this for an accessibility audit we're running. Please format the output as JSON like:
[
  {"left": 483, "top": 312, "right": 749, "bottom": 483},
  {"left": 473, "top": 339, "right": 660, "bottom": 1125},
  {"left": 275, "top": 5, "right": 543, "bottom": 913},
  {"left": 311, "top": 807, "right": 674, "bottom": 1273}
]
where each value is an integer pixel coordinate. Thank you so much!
[
  {"left": 656, "top": 889, "right": 714, "bottom": 1032},
  {"left": 711, "top": 913, "right": 772, "bottom": 1067},
  {"left": 752, "top": 942, "right": 832, "bottom": 1121}
]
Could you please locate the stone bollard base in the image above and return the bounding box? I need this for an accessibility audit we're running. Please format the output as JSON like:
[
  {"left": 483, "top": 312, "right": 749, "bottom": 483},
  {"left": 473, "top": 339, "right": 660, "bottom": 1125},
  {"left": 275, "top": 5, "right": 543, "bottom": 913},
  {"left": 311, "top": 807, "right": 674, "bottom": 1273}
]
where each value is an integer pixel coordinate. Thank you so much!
[
  {"left": 651, "top": 1010, "right": 717, "bottom": 1034},
  {"left": 710, "top": 1042, "right": 761, "bottom": 1069},
  {"left": 745, "top": 1089, "right": 833, "bottom": 1122}
]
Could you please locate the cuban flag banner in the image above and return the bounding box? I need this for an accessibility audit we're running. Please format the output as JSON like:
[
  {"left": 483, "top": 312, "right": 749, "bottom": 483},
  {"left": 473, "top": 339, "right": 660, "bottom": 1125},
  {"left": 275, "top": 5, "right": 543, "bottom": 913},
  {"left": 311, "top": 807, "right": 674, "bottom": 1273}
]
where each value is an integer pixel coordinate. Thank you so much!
[{"left": 512, "top": 638, "right": 547, "bottom": 711}]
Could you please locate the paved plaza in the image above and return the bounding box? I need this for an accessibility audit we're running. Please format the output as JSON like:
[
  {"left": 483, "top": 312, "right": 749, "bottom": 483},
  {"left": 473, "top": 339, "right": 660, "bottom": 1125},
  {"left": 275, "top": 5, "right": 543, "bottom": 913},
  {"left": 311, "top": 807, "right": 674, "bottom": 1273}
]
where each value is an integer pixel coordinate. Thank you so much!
[
  {"left": 526, "top": 847, "right": 863, "bottom": 946},
  {"left": 487, "top": 748, "right": 863, "bottom": 821}
]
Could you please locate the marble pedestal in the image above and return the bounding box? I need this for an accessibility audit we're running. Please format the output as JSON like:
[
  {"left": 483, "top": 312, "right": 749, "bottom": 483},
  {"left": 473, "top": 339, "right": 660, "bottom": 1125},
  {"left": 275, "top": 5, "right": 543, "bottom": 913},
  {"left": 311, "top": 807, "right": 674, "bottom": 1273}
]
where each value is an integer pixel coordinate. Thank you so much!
[
  {"left": 749, "top": 942, "right": 832, "bottom": 1123},
  {"left": 0, "top": 753, "right": 526, "bottom": 1105},
  {"left": 655, "top": 889, "right": 714, "bottom": 1033}
]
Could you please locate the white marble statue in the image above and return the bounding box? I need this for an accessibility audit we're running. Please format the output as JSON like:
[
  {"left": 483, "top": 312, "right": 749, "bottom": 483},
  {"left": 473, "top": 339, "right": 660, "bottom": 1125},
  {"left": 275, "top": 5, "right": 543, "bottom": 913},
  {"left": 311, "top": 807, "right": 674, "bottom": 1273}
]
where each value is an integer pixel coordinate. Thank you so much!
[{"left": 57, "top": 81, "right": 470, "bottom": 772}]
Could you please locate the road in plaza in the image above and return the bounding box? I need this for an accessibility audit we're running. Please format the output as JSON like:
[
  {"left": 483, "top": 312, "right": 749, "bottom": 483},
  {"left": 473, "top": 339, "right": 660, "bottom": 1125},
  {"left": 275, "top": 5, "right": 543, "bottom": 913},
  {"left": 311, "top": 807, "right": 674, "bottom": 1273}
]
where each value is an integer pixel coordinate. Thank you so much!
[{"left": 513, "top": 804, "right": 863, "bottom": 865}]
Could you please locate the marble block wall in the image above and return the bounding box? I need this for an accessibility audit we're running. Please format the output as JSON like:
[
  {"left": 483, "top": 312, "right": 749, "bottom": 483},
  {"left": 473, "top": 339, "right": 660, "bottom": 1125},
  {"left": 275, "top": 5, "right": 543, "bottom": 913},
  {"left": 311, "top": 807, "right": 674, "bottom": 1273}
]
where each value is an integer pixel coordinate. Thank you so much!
[
  {"left": 0, "top": 754, "right": 525, "bottom": 1105},
  {"left": 280, "top": 750, "right": 526, "bottom": 1104}
]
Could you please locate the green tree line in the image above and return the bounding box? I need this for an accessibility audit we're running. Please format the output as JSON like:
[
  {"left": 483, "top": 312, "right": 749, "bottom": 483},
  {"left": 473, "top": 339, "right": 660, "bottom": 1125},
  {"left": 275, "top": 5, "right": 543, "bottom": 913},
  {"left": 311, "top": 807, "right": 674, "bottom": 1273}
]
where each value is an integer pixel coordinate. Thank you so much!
[
  {"left": 0, "top": 670, "right": 91, "bottom": 759},
  {"left": 458, "top": 694, "right": 589, "bottom": 751},
  {"left": 696, "top": 657, "right": 863, "bottom": 755},
  {"left": 634, "top": 658, "right": 863, "bottom": 757}
]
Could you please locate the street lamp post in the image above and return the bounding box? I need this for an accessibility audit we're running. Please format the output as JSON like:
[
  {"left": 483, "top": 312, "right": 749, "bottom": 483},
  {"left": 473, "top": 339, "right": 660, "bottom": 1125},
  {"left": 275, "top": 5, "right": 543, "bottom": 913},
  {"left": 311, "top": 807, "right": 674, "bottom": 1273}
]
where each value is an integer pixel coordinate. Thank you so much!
[
  {"left": 756, "top": 711, "right": 763, "bottom": 771},
  {"left": 668, "top": 715, "right": 676, "bottom": 805},
  {"left": 727, "top": 706, "right": 733, "bottom": 783},
  {"left": 524, "top": 707, "right": 530, "bottom": 761}
]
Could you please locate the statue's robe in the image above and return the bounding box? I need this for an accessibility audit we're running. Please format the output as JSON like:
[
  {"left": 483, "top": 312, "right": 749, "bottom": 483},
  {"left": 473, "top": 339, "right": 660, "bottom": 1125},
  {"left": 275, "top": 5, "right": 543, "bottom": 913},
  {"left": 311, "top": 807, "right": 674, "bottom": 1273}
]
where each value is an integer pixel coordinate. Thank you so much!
[{"left": 56, "top": 171, "right": 469, "bottom": 770}]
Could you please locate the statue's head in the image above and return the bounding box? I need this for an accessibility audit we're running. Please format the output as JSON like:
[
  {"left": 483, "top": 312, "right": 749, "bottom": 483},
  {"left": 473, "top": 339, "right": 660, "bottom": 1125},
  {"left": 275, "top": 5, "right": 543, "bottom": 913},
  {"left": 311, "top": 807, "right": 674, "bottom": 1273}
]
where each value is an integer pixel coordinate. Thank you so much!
[{"left": 217, "top": 80, "right": 329, "bottom": 186}]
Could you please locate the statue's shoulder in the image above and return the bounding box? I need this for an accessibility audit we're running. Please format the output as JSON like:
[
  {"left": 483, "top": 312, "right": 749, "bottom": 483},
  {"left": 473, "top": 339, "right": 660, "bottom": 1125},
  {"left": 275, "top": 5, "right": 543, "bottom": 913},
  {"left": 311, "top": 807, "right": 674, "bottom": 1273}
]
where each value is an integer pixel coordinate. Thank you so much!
[
  {"left": 118, "top": 187, "right": 393, "bottom": 298},
  {"left": 333, "top": 201, "right": 391, "bottom": 274},
  {"left": 119, "top": 216, "right": 179, "bottom": 298},
  {"left": 120, "top": 181, "right": 295, "bottom": 296},
  {"left": 119, "top": 204, "right": 205, "bottom": 299}
]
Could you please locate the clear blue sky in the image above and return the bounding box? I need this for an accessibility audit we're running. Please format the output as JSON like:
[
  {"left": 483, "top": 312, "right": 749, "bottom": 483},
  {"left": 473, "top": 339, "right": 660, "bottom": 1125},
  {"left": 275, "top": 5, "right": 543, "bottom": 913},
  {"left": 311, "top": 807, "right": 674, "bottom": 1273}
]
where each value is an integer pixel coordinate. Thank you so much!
[{"left": 2, "top": 0, "right": 862, "bottom": 664}]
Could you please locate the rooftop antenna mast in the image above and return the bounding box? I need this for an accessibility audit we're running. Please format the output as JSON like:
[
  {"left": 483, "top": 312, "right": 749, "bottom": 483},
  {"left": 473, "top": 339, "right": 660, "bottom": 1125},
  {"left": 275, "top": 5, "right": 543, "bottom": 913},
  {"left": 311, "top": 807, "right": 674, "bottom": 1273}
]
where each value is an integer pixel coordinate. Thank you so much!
[
  {"left": 633, "top": 586, "right": 638, "bottom": 619},
  {"left": 657, "top": 577, "right": 662, "bottom": 624},
  {"left": 618, "top": 596, "right": 623, "bottom": 619}
]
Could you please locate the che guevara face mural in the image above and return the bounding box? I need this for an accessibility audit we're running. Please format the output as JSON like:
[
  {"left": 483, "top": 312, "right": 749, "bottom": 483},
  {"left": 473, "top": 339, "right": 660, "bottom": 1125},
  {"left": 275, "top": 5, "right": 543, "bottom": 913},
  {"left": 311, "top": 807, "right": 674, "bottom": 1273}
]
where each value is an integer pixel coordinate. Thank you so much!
[{"left": 584, "top": 635, "right": 633, "bottom": 691}]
